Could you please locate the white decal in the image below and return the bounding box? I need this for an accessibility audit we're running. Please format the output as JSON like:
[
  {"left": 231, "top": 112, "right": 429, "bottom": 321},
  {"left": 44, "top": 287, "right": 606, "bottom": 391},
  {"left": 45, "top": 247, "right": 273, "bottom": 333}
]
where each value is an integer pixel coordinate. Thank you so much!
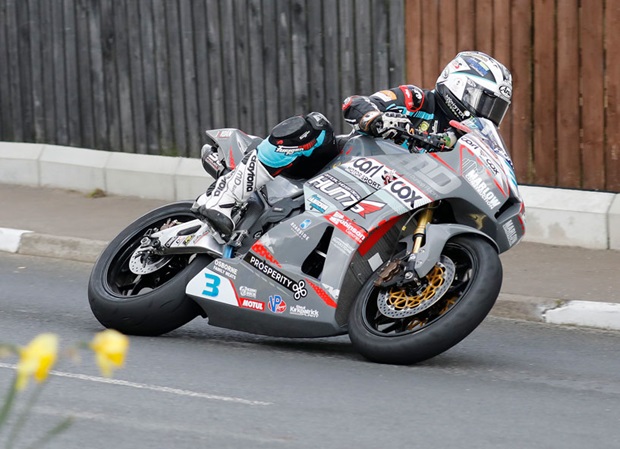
[
  {"left": 211, "top": 259, "right": 238, "bottom": 280},
  {"left": 239, "top": 286, "right": 257, "bottom": 298},
  {"left": 387, "top": 178, "right": 433, "bottom": 210},
  {"left": 289, "top": 305, "right": 319, "bottom": 318},
  {"left": 503, "top": 220, "right": 518, "bottom": 246},
  {"left": 332, "top": 236, "right": 356, "bottom": 255},
  {"left": 464, "top": 170, "right": 501, "bottom": 209}
]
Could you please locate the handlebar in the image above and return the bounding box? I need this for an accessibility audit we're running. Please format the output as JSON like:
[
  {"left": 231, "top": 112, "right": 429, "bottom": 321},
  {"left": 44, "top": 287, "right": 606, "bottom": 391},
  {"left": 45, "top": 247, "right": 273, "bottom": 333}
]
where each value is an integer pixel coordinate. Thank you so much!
[{"left": 391, "top": 124, "right": 457, "bottom": 154}]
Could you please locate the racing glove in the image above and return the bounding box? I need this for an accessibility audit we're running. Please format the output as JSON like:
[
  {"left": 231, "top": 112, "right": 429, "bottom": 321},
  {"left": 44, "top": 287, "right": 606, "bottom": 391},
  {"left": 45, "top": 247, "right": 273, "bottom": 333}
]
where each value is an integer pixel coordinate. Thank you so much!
[{"left": 358, "top": 111, "right": 411, "bottom": 142}]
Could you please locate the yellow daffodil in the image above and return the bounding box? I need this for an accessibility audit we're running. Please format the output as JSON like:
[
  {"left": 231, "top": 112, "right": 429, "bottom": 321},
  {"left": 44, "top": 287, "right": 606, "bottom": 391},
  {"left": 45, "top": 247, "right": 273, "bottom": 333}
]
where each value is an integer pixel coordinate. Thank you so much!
[
  {"left": 90, "top": 330, "right": 129, "bottom": 377},
  {"left": 16, "top": 333, "right": 59, "bottom": 391}
]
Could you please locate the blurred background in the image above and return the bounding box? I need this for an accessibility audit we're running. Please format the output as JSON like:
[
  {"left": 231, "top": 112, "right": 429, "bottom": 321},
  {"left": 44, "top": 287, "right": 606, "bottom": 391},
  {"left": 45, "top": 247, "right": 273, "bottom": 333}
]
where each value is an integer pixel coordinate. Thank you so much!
[{"left": 0, "top": 0, "right": 618, "bottom": 191}]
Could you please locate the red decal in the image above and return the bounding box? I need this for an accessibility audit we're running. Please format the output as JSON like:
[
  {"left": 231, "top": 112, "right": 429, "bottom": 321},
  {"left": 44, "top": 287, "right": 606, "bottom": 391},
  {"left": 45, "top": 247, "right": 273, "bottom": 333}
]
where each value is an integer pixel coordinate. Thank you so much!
[
  {"left": 300, "top": 139, "right": 317, "bottom": 150},
  {"left": 326, "top": 211, "right": 367, "bottom": 244},
  {"left": 353, "top": 200, "right": 385, "bottom": 218},
  {"left": 398, "top": 85, "right": 424, "bottom": 112},
  {"left": 239, "top": 298, "right": 265, "bottom": 311},
  {"left": 399, "top": 85, "right": 414, "bottom": 110},
  {"left": 250, "top": 241, "right": 281, "bottom": 267},
  {"left": 449, "top": 119, "right": 472, "bottom": 133},
  {"left": 228, "top": 147, "right": 236, "bottom": 169},
  {"left": 342, "top": 96, "right": 353, "bottom": 110},
  {"left": 430, "top": 153, "right": 456, "bottom": 173},
  {"left": 307, "top": 280, "right": 337, "bottom": 308},
  {"left": 359, "top": 216, "right": 399, "bottom": 257}
]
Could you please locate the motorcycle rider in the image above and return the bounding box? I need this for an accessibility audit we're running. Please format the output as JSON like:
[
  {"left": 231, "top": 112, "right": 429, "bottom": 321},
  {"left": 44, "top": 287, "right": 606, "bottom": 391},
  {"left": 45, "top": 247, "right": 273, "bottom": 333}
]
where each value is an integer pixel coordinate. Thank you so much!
[{"left": 191, "top": 51, "right": 512, "bottom": 240}]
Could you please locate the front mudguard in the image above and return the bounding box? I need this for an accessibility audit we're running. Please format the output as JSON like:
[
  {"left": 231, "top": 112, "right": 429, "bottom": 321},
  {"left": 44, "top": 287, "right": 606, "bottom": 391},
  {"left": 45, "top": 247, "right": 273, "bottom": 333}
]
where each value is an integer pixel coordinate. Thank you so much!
[{"left": 406, "top": 223, "right": 499, "bottom": 277}]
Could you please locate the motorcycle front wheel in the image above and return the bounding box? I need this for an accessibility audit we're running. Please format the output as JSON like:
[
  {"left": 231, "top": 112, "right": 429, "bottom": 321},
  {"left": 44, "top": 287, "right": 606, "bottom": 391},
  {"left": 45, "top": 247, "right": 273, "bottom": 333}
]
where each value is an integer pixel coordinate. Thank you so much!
[
  {"left": 348, "top": 235, "right": 502, "bottom": 365},
  {"left": 88, "top": 201, "right": 210, "bottom": 336}
]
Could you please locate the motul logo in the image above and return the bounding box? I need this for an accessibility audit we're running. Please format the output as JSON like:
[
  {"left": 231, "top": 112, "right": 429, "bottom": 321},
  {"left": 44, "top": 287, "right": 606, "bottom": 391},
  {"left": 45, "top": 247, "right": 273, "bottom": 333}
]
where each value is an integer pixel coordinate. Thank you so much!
[{"left": 240, "top": 299, "right": 265, "bottom": 311}]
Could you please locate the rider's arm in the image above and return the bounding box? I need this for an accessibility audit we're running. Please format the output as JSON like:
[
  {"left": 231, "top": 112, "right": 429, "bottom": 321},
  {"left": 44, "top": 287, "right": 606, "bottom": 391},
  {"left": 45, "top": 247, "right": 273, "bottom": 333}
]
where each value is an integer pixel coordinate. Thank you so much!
[{"left": 342, "top": 85, "right": 428, "bottom": 126}]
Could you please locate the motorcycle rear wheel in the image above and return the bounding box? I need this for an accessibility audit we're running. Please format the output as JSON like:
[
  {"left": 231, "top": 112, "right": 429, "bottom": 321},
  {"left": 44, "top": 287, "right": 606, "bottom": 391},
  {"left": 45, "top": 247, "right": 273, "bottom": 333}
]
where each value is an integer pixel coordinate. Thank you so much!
[
  {"left": 348, "top": 235, "right": 502, "bottom": 365},
  {"left": 88, "top": 202, "right": 210, "bottom": 336}
]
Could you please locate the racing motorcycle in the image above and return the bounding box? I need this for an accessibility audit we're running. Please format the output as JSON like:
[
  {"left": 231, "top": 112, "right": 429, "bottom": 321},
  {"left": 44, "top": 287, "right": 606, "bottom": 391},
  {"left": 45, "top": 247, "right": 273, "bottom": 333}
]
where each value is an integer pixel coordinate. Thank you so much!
[{"left": 88, "top": 117, "right": 525, "bottom": 365}]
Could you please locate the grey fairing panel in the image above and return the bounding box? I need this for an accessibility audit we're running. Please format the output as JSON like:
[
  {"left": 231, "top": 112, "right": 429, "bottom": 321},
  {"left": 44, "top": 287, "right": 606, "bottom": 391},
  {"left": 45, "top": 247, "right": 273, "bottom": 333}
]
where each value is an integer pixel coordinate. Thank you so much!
[{"left": 411, "top": 223, "right": 500, "bottom": 277}]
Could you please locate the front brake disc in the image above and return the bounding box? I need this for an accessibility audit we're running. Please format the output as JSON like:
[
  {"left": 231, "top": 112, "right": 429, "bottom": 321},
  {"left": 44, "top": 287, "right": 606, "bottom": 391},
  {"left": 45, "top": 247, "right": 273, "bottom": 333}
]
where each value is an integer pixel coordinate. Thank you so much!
[{"left": 377, "top": 255, "right": 456, "bottom": 318}]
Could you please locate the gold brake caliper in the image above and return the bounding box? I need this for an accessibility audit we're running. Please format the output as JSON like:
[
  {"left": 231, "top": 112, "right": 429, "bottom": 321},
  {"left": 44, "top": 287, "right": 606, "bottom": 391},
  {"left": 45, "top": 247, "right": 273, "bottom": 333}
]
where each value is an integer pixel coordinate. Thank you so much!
[
  {"left": 386, "top": 263, "right": 446, "bottom": 310},
  {"left": 377, "top": 255, "right": 456, "bottom": 319}
]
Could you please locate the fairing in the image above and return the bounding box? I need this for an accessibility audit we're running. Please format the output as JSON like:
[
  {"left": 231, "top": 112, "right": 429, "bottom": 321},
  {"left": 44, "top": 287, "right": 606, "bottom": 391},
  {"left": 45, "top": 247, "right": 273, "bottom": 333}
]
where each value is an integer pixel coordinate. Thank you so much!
[{"left": 184, "top": 119, "right": 525, "bottom": 337}]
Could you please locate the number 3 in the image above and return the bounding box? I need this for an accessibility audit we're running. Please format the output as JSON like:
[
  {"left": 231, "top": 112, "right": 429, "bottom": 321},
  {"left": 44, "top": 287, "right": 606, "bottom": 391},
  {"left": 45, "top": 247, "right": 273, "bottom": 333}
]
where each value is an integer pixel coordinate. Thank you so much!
[{"left": 202, "top": 273, "right": 221, "bottom": 297}]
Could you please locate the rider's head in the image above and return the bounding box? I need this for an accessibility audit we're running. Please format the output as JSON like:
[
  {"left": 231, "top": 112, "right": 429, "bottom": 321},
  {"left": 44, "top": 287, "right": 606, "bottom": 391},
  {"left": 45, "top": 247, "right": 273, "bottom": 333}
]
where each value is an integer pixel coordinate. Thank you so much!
[
  {"left": 268, "top": 112, "right": 335, "bottom": 153},
  {"left": 435, "top": 51, "right": 512, "bottom": 126}
]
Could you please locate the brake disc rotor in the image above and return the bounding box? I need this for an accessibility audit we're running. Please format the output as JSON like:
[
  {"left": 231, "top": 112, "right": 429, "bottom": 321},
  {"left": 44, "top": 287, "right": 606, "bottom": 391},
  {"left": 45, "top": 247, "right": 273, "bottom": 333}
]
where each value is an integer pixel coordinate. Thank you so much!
[
  {"left": 377, "top": 255, "right": 456, "bottom": 318},
  {"left": 128, "top": 249, "right": 172, "bottom": 275}
]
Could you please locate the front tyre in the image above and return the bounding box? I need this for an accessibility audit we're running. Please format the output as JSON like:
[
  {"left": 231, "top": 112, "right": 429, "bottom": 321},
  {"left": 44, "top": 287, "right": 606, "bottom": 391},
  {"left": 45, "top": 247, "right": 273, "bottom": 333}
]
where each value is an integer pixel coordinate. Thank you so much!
[
  {"left": 348, "top": 235, "right": 502, "bottom": 365},
  {"left": 88, "top": 202, "right": 209, "bottom": 336}
]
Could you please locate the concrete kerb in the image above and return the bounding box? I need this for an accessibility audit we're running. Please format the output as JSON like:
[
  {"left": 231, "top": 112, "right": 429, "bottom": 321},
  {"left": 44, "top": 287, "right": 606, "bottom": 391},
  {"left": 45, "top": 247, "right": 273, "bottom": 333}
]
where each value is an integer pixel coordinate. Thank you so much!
[
  {"left": 2, "top": 142, "right": 618, "bottom": 250},
  {"left": 518, "top": 185, "right": 617, "bottom": 250},
  {"left": 609, "top": 195, "right": 620, "bottom": 250},
  {"left": 0, "top": 142, "right": 215, "bottom": 202}
]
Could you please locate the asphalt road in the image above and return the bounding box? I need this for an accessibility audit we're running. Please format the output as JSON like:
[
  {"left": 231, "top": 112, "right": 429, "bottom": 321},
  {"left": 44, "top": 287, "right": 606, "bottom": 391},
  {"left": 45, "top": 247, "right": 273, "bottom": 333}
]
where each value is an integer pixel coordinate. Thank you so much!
[{"left": 1, "top": 253, "right": 619, "bottom": 449}]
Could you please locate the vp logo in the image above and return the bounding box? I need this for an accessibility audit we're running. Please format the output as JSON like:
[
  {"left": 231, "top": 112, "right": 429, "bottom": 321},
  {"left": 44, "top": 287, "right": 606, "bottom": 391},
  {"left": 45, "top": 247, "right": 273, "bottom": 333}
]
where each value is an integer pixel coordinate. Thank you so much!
[{"left": 268, "top": 295, "right": 287, "bottom": 313}]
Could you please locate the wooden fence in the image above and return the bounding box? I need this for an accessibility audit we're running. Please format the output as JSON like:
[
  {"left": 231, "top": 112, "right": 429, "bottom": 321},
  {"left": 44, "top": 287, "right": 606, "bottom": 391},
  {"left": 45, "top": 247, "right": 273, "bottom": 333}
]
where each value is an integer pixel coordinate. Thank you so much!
[
  {"left": 0, "top": 0, "right": 405, "bottom": 157},
  {"left": 1, "top": 0, "right": 619, "bottom": 191},
  {"left": 406, "top": 0, "right": 620, "bottom": 192}
]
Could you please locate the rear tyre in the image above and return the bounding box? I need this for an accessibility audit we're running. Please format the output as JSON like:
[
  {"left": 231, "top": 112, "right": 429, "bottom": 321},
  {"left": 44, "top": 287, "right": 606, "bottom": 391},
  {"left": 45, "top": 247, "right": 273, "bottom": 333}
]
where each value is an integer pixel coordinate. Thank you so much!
[
  {"left": 348, "top": 235, "right": 502, "bottom": 365},
  {"left": 88, "top": 202, "right": 210, "bottom": 336}
]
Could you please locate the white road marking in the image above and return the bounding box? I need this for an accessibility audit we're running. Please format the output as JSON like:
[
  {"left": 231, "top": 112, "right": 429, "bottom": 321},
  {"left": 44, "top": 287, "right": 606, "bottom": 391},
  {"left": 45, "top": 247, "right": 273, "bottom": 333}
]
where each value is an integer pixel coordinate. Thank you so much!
[{"left": 0, "top": 362, "right": 271, "bottom": 406}]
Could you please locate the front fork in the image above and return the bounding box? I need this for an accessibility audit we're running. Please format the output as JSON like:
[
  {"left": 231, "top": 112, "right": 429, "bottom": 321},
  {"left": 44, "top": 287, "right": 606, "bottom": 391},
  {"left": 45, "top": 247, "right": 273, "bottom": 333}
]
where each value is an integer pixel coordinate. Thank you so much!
[{"left": 374, "top": 203, "right": 435, "bottom": 287}]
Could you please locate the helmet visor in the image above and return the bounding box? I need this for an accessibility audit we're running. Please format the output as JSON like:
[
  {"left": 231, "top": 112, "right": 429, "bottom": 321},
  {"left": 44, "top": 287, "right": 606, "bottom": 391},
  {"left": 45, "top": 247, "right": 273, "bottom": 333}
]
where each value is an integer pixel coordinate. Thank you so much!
[{"left": 462, "top": 85, "right": 510, "bottom": 126}]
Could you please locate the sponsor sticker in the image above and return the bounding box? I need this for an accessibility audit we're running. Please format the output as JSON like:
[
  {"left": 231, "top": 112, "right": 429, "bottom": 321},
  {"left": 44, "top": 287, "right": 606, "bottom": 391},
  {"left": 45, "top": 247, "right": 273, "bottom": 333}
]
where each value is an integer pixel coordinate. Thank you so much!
[
  {"left": 289, "top": 305, "right": 319, "bottom": 318},
  {"left": 268, "top": 295, "right": 287, "bottom": 313},
  {"left": 290, "top": 221, "right": 311, "bottom": 241},
  {"left": 240, "top": 298, "right": 265, "bottom": 311},
  {"left": 503, "top": 220, "right": 518, "bottom": 246},
  {"left": 244, "top": 253, "right": 308, "bottom": 299},
  {"left": 211, "top": 259, "right": 238, "bottom": 280},
  {"left": 464, "top": 170, "right": 501, "bottom": 209},
  {"left": 387, "top": 178, "right": 433, "bottom": 210},
  {"left": 340, "top": 157, "right": 394, "bottom": 190},
  {"left": 326, "top": 211, "right": 367, "bottom": 244},
  {"left": 307, "top": 194, "right": 329, "bottom": 213},
  {"left": 239, "top": 286, "right": 257, "bottom": 298},
  {"left": 307, "top": 173, "right": 361, "bottom": 209}
]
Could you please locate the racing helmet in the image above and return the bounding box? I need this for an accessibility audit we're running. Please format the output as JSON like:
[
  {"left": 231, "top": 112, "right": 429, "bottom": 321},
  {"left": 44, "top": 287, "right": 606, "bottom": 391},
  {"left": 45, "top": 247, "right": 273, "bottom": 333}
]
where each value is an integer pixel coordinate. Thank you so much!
[{"left": 435, "top": 51, "right": 512, "bottom": 126}]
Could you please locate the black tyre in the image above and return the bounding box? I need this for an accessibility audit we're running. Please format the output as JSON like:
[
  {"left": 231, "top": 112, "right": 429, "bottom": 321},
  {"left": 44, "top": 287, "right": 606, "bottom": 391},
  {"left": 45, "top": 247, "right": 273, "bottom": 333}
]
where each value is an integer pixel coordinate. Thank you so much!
[
  {"left": 88, "top": 201, "right": 210, "bottom": 336},
  {"left": 348, "top": 235, "right": 502, "bottom": 365}
]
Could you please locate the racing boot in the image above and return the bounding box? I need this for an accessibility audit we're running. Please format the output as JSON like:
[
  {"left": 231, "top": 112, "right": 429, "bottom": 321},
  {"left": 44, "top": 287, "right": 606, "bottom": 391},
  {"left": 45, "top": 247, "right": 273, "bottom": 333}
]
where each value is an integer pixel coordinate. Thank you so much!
[{"left": 191, "top": 149, "right": 273, "bottom": 240}]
